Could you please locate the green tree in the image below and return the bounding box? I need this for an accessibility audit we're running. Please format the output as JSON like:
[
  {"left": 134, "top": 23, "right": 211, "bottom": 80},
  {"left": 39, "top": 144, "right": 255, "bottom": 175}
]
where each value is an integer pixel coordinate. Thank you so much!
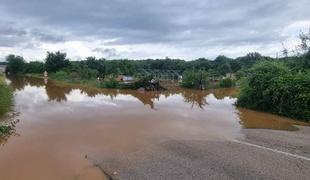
[
  {"left": 299, "top": 30, "right": 310, "bottom": 52},
  {"left": 237, "top": 62, "right": 289, "bottom": 110},
  {"left": 219, "top": 78, "right": 235, "bottom": 88},
  {"left": 78, "top": 65, "right": 98, "bottom": 80},
  {"left": 24, "top": 61, "right": 44, "bottom": 74},
  {"left": 181, "top": 69, "right": 209, "bottom": 90},
  {"left": 237, "top": 61, "right": 310, "bottom": 121},
  {"left": 45, "top": 51, "right": 70, "bottom": 72},
  {"left": 84, "top": 57, "right": 106, "bottom": 76},
  {"left": 5, "top": 55, "right": 25, "bottom": 74}
]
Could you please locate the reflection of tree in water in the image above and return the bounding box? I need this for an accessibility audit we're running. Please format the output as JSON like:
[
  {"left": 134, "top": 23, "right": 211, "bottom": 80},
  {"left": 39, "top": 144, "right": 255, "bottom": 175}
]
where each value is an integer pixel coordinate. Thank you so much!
[
  {"left": 7, "top": 76, "right": 74, "bottom": 102},
  {"left": 8, "top": 76, "right": 237, "bottom": 109},
  {"left": 66, "top": 86, "right": 161, "bottom": 109},
  {"left": 80, "top": 89, "right": 162, "bottom": 109},
  {"left": 178, "top": 88, "right": 237, "bottom": 109},
  {"left": 81, "top": 89, "right": 100, "bottom": 98},
  {"left": 124, "top": 91, "right": 160, "bottom": 109},
  {"left": 211, "top": 88, "right": 238, "bottom": 100},
  {"left": 6, "top": 76, "right": 27, "bottom": 91},
  {"left": 236, "top": 107, "right": 299, "bottom": 131},
  {"left": 45, "top": 82, "right": 72, "bottom": 102},
  {"left": 121, "top": 89, "right": 209, "bottom": 109},
  {"left": 122, "top": 88, "right": 210, "bottom": 109},
  {"left": 45, "top": 81, "right": 120, "bottom": 102},
  {"left": 82, "top": 88, "right": 118, "bottom": 100},
  {"left": 25, "top": 77, "right": 45, "bottom": 88},
  {"left": 181, "top": 90, "right": 208, "bottom": 109},
  {"left": 7, "top": 76, "right": 46, "bottom": 91}
]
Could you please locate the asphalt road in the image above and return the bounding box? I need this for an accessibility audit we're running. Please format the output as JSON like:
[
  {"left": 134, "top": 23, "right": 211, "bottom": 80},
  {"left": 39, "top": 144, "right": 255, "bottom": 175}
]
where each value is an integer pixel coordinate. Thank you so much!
[{"left": 95, "top": 126, "right": 310, "bottom": 180}]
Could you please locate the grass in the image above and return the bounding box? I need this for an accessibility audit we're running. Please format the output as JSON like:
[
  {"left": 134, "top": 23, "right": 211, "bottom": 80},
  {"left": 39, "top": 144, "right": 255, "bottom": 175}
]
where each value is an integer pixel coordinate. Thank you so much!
[
  {"left": 0, "top": 74, "right": 12, "bottom": 117},
  {"left": 0, "top": 74, "right": 13, "bottom": 136}
]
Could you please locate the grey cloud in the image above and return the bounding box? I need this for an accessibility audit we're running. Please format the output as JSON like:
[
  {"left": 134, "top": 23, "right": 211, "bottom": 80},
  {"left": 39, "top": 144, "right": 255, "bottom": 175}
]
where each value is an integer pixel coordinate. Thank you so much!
[
  {"left": 0, "top": 23, "right": 65, "bottom": 48},
  {"left": 30, "top": 29, "right": 65, "bottom": 43},
  {"left": 93, "top": 48, "right": 119, "bottom": 58},
  {"left": 0, "top": 27, "right": 26, "bottom": 36},
  {"left": 0, "top": 0, "right": 309, "bottom": 58},
  {"left": 0, "top": 21, "right": 26, "bottom": 47}
]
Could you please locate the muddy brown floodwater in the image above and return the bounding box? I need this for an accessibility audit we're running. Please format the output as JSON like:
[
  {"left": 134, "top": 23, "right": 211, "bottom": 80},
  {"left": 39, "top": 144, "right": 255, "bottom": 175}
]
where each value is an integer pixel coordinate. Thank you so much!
[{"left": 0, "top": 76, "right": 308, "bottom": 180}]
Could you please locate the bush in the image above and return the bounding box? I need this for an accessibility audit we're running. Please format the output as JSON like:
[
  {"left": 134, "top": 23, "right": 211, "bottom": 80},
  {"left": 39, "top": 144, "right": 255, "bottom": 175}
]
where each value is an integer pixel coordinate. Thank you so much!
[
  {"left": 24, "top": 61, "right": 44, "bottom": 74},
  {"left": 45, "top": 51, "right": 70, "bottom": 73},
  {"left": 269, "top": 71, "right": 310, "bottom": 120},
  {"left": 78, "top": 65, "right": 98, "bottom": 80},
  {"left": 123, "top": 75, "right": 152, "bottom": 89},
  {"left": 0, "top": 75, "right": 12, "bottom": 117},
  {"left": 219, "top": 78, "right": 235, "bottom": 88},
  {"left": 99, "top": 78, "right": 119, "bottom": 88},
  {"left": 181, "top": 69, "right": 209, "bottom": 89},
  {"left": 237, "top": 61, "right": 310, "bottom": 121},
  {"left": 49, "top": 65, "right": 98, "bottom": 83},
  {"left": 50, "top": 71, "right": 70, "bottom": 81}
]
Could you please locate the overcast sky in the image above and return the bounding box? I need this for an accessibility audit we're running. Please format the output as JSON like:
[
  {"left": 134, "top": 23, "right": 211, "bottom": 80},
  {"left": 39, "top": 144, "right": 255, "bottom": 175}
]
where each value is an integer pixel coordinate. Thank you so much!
[{"left": 0, "top": 0, "right": 310, "bottom": 61}]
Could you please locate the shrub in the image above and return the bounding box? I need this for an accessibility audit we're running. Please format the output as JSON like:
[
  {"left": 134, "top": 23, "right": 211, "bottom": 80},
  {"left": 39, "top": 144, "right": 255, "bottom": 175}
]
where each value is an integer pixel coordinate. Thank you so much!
[
  {"left": 78, "top": 65, "right": 98, "bottom": 80},
  {"left": 45, "top": 51, "right": 70, "bottom": 73},
  {"left": 237, "top": 61, "right": 310, "bottom": 121},
  {"left": 0, "top": 75, "right": 12, "bottom": 117},
  {"left": 219, "top": 78, "right": 235, "bottom": 88},
  {"left": 99, "top": 78, "right": 119, "bottom": 88},
  {"left": 5, "top": 55, "right": 25, "bottom": 74},
  {"left": 24, "top": 61, "right": 44, "bottom": 74},
  {"left": 124, "top": 75, "right": 153, "bottom": 89},
  {"left": 50, "top": 71, "right": 70, "bottom": 81},
  {"left": 181, "top": 69, "right": 209, "bottom": 89}
]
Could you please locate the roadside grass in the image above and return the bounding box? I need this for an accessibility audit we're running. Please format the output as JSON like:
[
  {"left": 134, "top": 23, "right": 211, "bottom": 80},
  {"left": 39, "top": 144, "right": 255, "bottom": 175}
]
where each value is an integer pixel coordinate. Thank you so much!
[
  {"left": 0, "top": 74, "right": 14, "bottom": 137},
  {"left": 0, "top": 74, "right": 12, "bottom": 117}
]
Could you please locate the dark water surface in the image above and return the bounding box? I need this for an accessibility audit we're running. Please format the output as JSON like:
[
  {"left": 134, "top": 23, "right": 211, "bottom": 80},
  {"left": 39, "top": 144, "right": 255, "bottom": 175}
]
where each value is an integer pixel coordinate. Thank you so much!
[{"left": 0, "top": 76, "right": 306, "bottom": 180}]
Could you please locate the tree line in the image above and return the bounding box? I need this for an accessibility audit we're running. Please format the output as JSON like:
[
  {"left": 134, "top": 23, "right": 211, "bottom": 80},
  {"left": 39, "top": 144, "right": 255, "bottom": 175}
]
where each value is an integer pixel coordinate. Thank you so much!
[
  {"left": 5, "top": 48, "right": 309, "bottom": 77},
  {"left": 5, "top": 50, "right": 309, "bottom": 87},
  {"left": 5, "top": 51, "right": 278, "bottom": 76}
]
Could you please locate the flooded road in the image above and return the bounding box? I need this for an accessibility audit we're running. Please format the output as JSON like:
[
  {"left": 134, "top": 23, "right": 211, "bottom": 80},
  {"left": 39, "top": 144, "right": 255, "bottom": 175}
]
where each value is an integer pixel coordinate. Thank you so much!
[{"left": 0, "top": 76, "right": 309, "bottom": 180}]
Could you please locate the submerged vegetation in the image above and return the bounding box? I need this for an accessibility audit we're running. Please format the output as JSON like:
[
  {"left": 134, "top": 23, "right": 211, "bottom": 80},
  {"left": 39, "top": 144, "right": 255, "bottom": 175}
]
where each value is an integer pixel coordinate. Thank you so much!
[
  {"left": 181, "top": 69, "right": 209, "bottom": 89},
  {"left": 219, "top": 78, "right": 236, "bottom": 88}
]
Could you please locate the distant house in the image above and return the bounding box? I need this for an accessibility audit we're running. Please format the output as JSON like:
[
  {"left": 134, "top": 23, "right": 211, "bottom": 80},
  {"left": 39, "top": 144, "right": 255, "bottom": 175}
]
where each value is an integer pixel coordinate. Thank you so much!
[{"left": 116, "top": 75, "right": 134, "bottom": 82}]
